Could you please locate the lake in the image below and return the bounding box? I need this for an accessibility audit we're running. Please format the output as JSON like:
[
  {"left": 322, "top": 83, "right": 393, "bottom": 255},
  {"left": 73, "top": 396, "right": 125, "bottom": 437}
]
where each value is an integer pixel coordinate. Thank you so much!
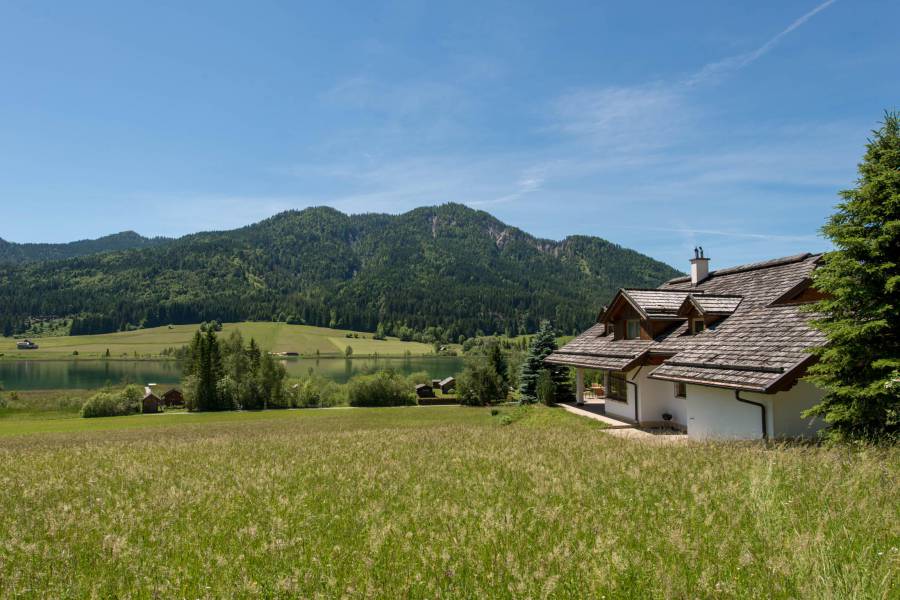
[{"left": 0, "top": 356, "right": 465, "bottom": 391}]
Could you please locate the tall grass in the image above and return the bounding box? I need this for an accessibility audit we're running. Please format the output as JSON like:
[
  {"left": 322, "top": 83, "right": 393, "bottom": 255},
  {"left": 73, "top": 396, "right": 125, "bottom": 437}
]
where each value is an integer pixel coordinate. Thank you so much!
[{"left": 0, "top": 406, "right": 896, "bottom": 598}]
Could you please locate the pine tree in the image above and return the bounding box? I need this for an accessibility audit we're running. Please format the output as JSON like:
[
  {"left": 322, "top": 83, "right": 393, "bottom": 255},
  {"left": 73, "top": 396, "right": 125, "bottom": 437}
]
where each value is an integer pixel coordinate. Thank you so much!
[
  {"left": 184, "top": 330, "right": 203, "bottom": 376},
  {"left": 247, "top": 338, "right": 261, "bottom": 373},
  {"left": 485, "top": 339, "right": 508, "bottom": 388},
  {"left": 194, "top": 328, "right": 224, "bottom": 411},
  {"left": 805, "top": 111, "right": 900, "bottom": 441},
  {"left": 518, "top": 321, "right": 572, "bottom": 403}
]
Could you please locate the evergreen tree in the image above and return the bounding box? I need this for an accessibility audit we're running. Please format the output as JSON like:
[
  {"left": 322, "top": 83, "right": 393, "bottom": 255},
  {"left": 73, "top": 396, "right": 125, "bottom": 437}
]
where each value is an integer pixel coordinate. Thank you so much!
[
  {"left": 518, "top": 321, "right": 572, "bottom": 403},
  {"left": 485, "top": 339, "right": 509, "bottom": 388},
  {"left": 805, "top": 111, "right": 900, "bottom": 441},
  {"left": 247, "top": 338, "right": 261, "bottom": 373},
  {"left": 206, "top": 328, "right": 224, "bottom": 409},
  {"left": 184, "top": 330, "right": 204, "bottom": 376},
  {"left": 193, "top": 328, "right": 224, "bottom": 411}
]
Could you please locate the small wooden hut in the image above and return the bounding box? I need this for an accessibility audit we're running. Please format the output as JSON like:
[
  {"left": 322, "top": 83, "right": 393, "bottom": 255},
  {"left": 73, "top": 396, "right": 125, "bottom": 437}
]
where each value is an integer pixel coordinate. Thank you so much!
[
  {"left": 439, "top": 377, "right": 456, "bottom": 394},
  {"left": 142, "top": 387, "right": 161, "bottom": 414},
  {"left": 415, "top": 384, "right": 435, "bottom": 399},
  {"left": 162, "top": 388, "right": 184, "bottom": 407}
]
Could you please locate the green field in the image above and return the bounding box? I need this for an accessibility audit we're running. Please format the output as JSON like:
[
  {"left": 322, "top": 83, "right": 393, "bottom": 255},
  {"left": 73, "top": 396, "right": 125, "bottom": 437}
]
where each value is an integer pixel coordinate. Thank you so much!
[
  {"left": 0, "top": 406, "right": 896, "bottom": 598},
  {"left": 0, "top": 322, "right": 437, "bottom": 359}
]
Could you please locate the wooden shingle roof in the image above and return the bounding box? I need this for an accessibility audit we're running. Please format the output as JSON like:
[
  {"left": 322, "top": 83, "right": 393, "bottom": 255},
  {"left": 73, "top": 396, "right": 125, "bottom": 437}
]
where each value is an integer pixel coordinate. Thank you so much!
[{"left": 548, "top": 253, "right": 825, "bottom": 392}]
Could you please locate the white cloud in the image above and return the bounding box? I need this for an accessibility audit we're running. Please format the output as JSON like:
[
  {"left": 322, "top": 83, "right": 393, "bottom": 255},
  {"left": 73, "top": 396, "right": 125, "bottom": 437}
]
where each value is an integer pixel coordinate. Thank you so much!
[{"left": 551, "top": 84, "right": 687, "bottom": 150}]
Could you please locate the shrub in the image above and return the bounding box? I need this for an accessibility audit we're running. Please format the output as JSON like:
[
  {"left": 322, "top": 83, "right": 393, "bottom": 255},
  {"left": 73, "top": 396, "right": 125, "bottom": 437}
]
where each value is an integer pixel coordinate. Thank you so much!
[
  {"left": 289, "top": 376, "right": 347, "bottom": 408},
  {"left": 348, "top": 371, "right": 416, "bottom": 407},
  {"left": 536, "top": 370, "right": 556, "bottom": 406},
  {"left": 457, "top": 360, "right": 505, "bottom": 406},
  {"left": 81, "top": 387, "right": 142, "bottom": 418},
  {"left": 121, "top": 384, "right": 143, "bottom": 414}
]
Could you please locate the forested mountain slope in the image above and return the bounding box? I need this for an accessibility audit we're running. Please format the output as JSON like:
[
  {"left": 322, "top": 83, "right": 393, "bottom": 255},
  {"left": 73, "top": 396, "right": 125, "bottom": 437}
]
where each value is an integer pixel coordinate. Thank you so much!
[
  {"left": 0, "top": 231, "right": 170, "bottom": 265},
  {"left": 0, "top": 204, "right": 681, "bottom": 338}
]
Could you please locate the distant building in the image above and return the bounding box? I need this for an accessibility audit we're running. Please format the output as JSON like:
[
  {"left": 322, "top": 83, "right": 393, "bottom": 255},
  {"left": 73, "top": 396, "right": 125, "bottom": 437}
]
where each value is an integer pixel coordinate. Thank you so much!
[
  {"left": 16, "top": 339, "right": 38, "bottom": 350},
  {"left": 439, "top": 377, "right": 456, "bottom": 394},
  {"left": 142, "top": 387, "right": 161, "bottom": 414},
  {"left": 161, "top": 389, "right": 184, "bottom": 407},
  {"left": 431, "top": 379, "right": 441, "bottom": 389},
  {"left": 415, "top": 384, "right": 435, "bottom": 399}
]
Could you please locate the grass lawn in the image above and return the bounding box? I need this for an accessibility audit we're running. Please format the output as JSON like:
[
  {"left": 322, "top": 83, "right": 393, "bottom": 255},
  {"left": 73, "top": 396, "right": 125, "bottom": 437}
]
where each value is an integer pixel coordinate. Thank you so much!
[
  {"left": 0, "top": 406, "right": 896, "bottom": 598},
  {"left": 0, "top": 322, "right": 437, "bottom": 360}
]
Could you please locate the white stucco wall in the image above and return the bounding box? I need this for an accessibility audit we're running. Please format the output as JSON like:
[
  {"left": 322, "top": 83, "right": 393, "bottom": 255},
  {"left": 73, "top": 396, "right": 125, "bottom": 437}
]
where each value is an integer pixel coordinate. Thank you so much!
[
  {"left": 685, "top": 381, "right": 827, "bottom": 440},
  {"left": 685, "top": 385, "right": 774, "bottom": 440},
  {"left": 635, "top": 368, "right": 687, "bottom": 427},
  {"left": 604, "top": 369, "right": 637, "bottom": 423},
  {"left": 603, "top": 368, "right": 827, "bottom": 438},
  {"left": 770, "top": 380, "right": 826, "bottom": 438}
]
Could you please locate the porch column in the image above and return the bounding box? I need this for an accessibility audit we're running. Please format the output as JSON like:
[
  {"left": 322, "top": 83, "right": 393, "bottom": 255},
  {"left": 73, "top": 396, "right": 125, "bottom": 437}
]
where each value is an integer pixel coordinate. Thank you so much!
[{"left": 576, "top": 368, "right": 585, "bottom": 405}]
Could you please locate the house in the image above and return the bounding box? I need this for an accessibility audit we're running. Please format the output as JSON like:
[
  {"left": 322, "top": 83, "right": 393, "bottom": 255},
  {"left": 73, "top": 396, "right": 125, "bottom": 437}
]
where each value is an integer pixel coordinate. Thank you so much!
[
  {"left": 415, "top": 384, "right": 435, "bottom": 399},
  {"left": 439, "top": 377, "right": 456, "bottom": 394},
  {"left": 161, "top": 388, "right": 184, "bottom": 407},
  {"left": 16, "top": 339, "right": 39, "bottom": 350},
  {"left": 546, "top": 251, "right": 828, "bottom": 440},
  {"left": 431, "top": 379, "right": 442, "bottom": 389},
  {"left": 142, "top": 387, "right": 161, "bottom": 414}
]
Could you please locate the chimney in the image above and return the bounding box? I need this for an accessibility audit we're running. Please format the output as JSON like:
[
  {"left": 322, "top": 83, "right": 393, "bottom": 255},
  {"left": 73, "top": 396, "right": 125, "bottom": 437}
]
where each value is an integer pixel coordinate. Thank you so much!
[{"left": 690, "top": 246, "right": 709, "bottom": 285}]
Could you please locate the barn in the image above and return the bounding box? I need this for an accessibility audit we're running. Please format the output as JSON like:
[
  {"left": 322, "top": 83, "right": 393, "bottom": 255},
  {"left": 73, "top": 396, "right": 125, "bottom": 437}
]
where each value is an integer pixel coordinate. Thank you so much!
[
  {"left": 162, "top": 389, "right": 184, "bottom": 407},
  {"left": 142, "top": 387, "right": 161, "bottom": 414},
  {"left": 439, "top": 377, "right": 456, "bottom": 394},
  {"left": 415, "top": 384, "right": 435, "bottom": 399}
]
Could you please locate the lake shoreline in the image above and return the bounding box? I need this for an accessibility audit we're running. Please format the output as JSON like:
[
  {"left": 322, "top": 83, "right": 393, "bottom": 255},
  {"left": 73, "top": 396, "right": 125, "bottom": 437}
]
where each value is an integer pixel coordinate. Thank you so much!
[
  {"left": 0, "top": 355, "right": 465, "bottom": 391},
  {"left": 0, "top": 352, "right": 450, "bottom": 362}
]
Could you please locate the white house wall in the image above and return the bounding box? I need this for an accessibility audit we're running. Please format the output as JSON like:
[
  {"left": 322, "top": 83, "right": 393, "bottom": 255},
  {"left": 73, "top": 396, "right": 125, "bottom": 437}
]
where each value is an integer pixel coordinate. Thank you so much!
[
  {"left": 770, "top": 380, "right": 826, "bottom": 438},
  {"left": 635, "top": 368, "right": 687, "bottom": 427},
  {"left": 603, "top": 369, "right": 637, "bottom": 423},
  {"left": 685, "top": 385, "right": 774, "bottom": 440},
  {"left": 603, "top": 367, "right": 686, "bottom": 427},
  {"left": 602, "top": 368, "right": 826, "bottom": 439},
  {"left": 685, "top": 381, "right": 826, "bottom": 440}
]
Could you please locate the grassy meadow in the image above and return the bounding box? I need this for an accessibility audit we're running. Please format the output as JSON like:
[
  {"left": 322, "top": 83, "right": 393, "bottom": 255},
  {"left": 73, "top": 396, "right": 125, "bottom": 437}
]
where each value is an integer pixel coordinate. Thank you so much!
[
  {"left": 0, "top": 322, "right": 437, "bottom": 360},
  {"left": 0, "top": 405, "right": 896, "bottom": 598}
]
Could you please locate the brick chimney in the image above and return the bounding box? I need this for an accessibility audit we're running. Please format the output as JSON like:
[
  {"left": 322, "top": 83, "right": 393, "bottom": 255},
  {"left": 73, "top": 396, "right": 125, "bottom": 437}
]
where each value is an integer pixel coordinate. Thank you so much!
[{"left": 690, "top": 246, "right": 710, "bottom": 285}]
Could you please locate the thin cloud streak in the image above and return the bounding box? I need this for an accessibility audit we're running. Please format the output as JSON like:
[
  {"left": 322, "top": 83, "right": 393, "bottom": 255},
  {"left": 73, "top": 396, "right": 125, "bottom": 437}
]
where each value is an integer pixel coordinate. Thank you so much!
[
  {"left": 686, "top": 0, "right": 838, "bottom": 86},
  {"left": 618, "top": 225, "right": 822, "bottom": 243}
]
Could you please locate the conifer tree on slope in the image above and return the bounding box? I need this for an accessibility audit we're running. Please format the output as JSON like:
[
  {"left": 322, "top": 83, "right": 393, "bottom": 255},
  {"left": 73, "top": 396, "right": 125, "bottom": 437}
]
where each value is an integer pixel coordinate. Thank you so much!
[
  {"left": 805, "top": 111, "right": 900, "bottom": 441},
  {"left": 518, "top": 321, "right": 572, "bottom": 403}
]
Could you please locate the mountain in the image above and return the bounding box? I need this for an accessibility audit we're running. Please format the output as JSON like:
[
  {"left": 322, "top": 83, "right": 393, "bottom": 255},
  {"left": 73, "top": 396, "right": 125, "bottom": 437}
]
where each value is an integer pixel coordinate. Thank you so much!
[
  {"left": 0, "top": 204, "right": 681, "bottom": 338},
  {"left": 0, "top": 231, "right": 171, "bottom": 265}
]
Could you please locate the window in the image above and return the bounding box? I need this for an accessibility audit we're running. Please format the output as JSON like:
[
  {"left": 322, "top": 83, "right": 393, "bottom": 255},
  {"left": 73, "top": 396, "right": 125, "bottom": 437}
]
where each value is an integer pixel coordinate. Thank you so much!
[
  {"left": 674, "top": 382, "right": 686, "bottom": 398},
  {"left": 626, "top": 319, "right": 641, "bottom": 340},
  {"left": 692, "top": 319, "right": 705, "bottom": 334},
  {"left": 607, "top": 372, "right": 627, "bottom": 401}
]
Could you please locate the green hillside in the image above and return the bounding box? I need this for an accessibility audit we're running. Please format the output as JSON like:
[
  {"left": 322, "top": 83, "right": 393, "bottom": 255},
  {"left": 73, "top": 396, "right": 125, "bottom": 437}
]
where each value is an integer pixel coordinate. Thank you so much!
[
  {"left": 0, "top": 231, "right": 169, "bottom": 265},
  {"left": 0, "top": 204, "right": 681, "bottom": 338},
  {"left": 0, "top": 322, "right": 435, "bottom": 360}
]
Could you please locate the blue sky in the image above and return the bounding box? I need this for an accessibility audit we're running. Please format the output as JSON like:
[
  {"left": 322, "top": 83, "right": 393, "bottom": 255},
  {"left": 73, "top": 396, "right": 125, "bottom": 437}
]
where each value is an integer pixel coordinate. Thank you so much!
[{"left": 0, "top": 0, "right": 897, "bottom": 270}]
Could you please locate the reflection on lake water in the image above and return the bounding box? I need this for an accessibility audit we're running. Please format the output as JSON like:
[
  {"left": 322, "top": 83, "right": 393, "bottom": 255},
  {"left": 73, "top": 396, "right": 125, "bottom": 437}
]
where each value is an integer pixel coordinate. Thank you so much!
[{"left": 0, "top": 356, "right": 465, "bottom": 390}]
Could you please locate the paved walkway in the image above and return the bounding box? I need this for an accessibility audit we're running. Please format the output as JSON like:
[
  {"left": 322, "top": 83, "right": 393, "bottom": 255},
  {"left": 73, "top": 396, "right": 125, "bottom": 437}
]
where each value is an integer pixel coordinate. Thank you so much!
[{"left": 560, "top": 399, "right": 689, "bottom": 443}]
